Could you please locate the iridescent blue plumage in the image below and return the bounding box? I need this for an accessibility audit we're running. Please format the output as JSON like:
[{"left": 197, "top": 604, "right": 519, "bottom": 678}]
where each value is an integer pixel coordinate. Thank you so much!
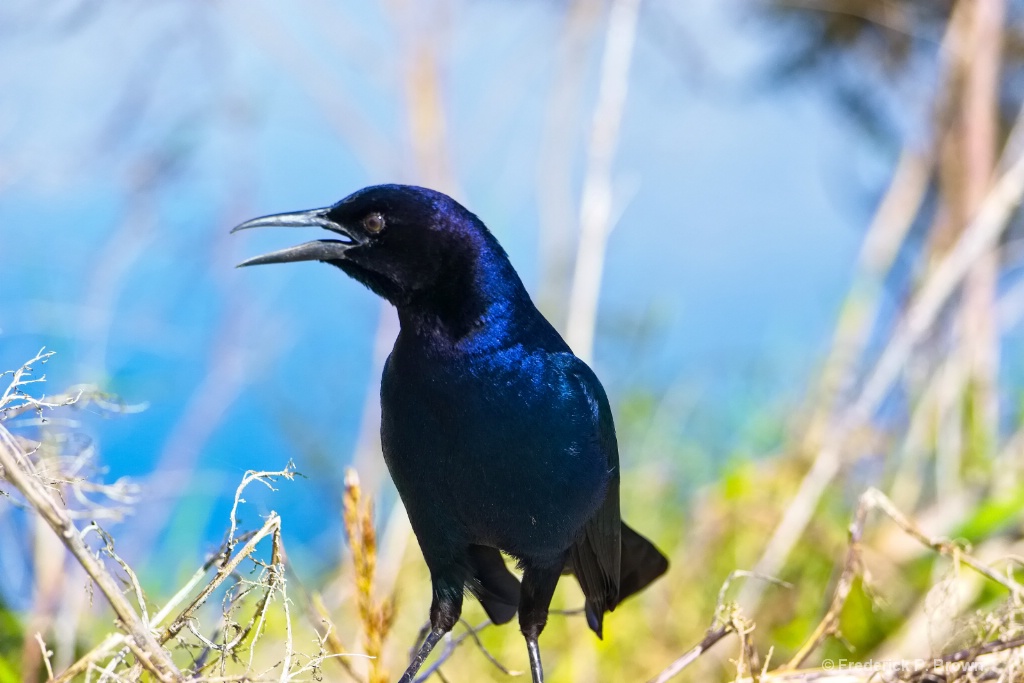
[{"left": 233, "top": 184, "right": 668, "bottom": 683}]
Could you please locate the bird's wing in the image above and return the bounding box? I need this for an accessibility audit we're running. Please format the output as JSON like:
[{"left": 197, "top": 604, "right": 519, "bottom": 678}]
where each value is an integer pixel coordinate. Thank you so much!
[
  {"left": 562, "top": 357, "right": 622, "bottom": 639},
  {"left": 466, "top": 544, "right": 520, "bottom": 625}
]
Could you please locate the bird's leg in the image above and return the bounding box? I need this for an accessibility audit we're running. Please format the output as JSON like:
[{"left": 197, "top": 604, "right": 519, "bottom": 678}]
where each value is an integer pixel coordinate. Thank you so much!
[
  {"left": 397, "top": 581, "right": 463, "bottom": 683},
  {"left": 398, "top": 628, "right": 444, "bottom": 683},
  {"left": 407, "top": 620, "right": 431, "bottom": 664},
  {"left": 518, "top": 561, "right": 564, "bottom": 683},
  {"left": 525, "top": 635, "right": 544, "bottom": 683}
]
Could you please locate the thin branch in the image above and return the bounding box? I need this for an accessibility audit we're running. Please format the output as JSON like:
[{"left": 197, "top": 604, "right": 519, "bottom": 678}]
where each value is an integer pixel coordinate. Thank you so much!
[
  {"left": 647, "top": 625, "right": 733, "bottom": 683},
  {"left": 782, "top": 492, "right": 869, "bottom": 669},
  {"left": 54, "top": 555, "right": 215, "bottom": 682},
  {"left": 864, "top": 488, "right": 1024, "bottom": 599},
  {"left": 0, "top": 425, "right": 181, "bottom": 682},
  {"left": 456, "top": 618, "right": 522, "bottom": 678},
  {"left": 160, "top": 512, "right": 281, "bottom": 645},
  {"left": 227, "top": 465, "right": 297, "bottom": 553},
  {"left": 656, "top": 487, "right": 1024, "bottom": 682},
  {"left": 34, "top": 633, "right": 55, "bottom": 681}
]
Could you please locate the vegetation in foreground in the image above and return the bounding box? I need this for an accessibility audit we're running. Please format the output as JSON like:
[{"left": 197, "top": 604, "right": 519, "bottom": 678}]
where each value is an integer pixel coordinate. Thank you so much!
[{"left": 4, "top": 346, "right": 1024, "bottom": 682}]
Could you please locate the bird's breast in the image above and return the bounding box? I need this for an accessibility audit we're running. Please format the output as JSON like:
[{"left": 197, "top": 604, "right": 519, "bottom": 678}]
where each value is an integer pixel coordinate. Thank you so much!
[{"left": 379, "top": 342, "right": 609, "bottom": 554}]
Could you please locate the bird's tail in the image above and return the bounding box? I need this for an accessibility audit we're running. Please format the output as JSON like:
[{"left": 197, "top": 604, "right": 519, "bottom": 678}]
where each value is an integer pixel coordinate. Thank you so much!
[
  {"left": 617, "top": 522, "right": 669, "bottom": 603},
  {"left": 577, "top": 522, "right": 669, "bottom": 637}
]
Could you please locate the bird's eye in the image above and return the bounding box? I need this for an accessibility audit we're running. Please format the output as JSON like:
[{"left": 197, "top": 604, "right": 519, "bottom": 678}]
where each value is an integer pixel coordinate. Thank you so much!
[{"left": 363, "top": 213, "right": 385, "bottom": 234}]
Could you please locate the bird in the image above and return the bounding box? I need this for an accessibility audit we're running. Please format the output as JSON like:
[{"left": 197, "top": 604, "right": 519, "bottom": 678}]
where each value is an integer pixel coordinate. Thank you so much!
[{"left": 232, "top": 184, "right": 668, "bottom": 683}]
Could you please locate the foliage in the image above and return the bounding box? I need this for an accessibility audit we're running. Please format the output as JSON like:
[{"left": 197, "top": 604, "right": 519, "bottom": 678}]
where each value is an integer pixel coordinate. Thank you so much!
[{"left": 0, "top": 599, "right": 21, "bottom": 683}]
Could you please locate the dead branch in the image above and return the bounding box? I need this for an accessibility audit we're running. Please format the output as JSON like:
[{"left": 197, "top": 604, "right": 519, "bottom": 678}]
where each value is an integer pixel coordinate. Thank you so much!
[
  {"left": 864, "top": 488, "right": 1024, "bottom": 599},
  {"left": 658, "top": 486, "right": 1024, "bottom": 682},
  {"left": 161, "top": 512, "right": 282, "bottom": 646},
  {"left": 647, "top": 625, "right": 734, "bottom": 683},
  {"left": 649, "top": 569, "right": 779, "bottom": 682},
  {"left": 782, "top": 497, "right": 869, "bottom": 670},
  {"left": 1, "top": 348, "right": 357, "bottom": 683},
  {"left": 52, "top": 560, "right": 212, "bottom": 682},
  {"left": 0, "top": 427, "right": 181, "bottom": 681},
  {"left": 51, "top": 466, "right": 300, "bottom": 681}
]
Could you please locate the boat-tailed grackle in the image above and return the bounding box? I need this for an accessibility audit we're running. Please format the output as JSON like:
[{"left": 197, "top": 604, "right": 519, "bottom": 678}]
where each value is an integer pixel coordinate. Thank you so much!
[{"left": 233, "top": 184, "right": 668, "bottom": 683}]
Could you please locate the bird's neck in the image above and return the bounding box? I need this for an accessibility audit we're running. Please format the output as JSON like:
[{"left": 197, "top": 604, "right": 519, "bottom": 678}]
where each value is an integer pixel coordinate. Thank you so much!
[{"left": 397, "top": 250, "right": 537, "bottom": 352}]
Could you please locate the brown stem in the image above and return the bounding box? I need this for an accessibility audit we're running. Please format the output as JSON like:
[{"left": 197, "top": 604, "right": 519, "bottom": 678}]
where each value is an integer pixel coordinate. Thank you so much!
[{"left": 0, "top": 427, "right": 181, "bottom": 682}]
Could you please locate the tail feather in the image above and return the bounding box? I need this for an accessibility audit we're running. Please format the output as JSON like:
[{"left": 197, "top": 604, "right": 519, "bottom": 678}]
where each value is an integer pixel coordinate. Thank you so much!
[
  {"left": 575, "top": 522, "right": 668, "bottom": 638},
  {"left": 467, "top": 526, "right": 666, "bottom": 632},
  {"left": 618, "top": 522, "right": 668, "bottom": 602}
]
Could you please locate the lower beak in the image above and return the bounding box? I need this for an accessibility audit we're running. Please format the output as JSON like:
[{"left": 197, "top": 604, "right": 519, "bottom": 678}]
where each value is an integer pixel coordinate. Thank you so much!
[{"left": 231, "top": 207, "right": 358, "bottom": 267}]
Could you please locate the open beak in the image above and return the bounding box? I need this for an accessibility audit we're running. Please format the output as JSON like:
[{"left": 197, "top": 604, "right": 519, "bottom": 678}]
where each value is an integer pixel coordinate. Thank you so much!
[{"left": 231, "top": 207, "right": 359, "bottom": 267}]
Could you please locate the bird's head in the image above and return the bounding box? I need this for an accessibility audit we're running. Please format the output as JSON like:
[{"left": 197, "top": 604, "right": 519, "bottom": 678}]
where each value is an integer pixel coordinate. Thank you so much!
[{"left": 232, "top": 184, "right": 513, "bottom": 310}]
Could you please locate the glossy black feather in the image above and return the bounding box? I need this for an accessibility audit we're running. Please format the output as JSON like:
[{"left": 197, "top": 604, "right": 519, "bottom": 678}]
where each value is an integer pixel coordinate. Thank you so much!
[{"left": 467, "top": 545, "right": 520, "bottom": 624}]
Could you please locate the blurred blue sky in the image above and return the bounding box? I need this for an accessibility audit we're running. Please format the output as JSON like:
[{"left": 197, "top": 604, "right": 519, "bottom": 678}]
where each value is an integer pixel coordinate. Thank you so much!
[{"left": 0, "top": 0, "right": 885, "bottom": 585}]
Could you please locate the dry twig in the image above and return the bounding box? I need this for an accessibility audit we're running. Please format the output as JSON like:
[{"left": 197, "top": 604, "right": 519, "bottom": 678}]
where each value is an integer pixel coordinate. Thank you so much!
[
  {"left": 0, "top": 353, "right": 182, "bottom": 682},
  {"left": 655, "top": 487, "right": 1024, "bottom": 682}
]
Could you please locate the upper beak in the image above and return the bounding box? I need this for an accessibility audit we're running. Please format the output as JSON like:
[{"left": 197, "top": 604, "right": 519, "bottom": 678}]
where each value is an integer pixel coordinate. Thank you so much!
[{"left": 231, "top": 207, "right": 359, "bottom": 267}]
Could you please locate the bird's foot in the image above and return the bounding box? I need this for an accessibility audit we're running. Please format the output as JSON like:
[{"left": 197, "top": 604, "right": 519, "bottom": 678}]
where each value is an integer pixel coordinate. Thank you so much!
[
  {"left": 407, "top": 621, "right": 431, "bottom": 665},
  {"left": 397, "top": 628, "right": 444, "bottom": 683},
  {"left": 526, "top": 636, "right": 544, "bottom": 683}
]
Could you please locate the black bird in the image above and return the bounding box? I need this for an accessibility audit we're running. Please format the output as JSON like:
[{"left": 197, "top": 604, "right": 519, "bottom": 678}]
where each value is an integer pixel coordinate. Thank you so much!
[{"left": 232, "top": 185, "right": 668, "bottom": 683}]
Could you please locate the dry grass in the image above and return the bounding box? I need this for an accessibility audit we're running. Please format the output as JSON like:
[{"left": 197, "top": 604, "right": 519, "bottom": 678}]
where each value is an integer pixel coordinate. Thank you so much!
[
  {"left": 342, "top": 468, "right": 397, "bottom": 683},
  {"left": 6, "top": 342, "right": 1024, "bottom": 682},
  {"left": 0, "top": 349, "right": 360, "bottom": 682},
  {"left": 650, "top": 487, "right": 1024, "bottom": 682},
  {"left": 0, "top": 350, "right": 546, "bottom": 683}
]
